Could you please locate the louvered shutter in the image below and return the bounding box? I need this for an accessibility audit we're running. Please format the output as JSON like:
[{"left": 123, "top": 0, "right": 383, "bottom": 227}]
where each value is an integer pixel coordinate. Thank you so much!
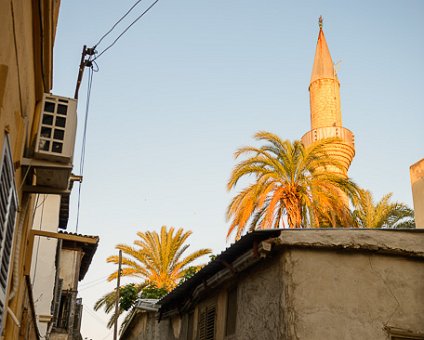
[
  {"left": 198, "top": 303, "right": 216, "bottom": 340},
  {"left": 0, "top": 137, "right": 17, "bottom": 333}
]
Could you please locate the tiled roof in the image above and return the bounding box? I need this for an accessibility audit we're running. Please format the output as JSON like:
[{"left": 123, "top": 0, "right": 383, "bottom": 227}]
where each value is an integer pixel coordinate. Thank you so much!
[{"left": 59, "top": 231, "right": 99, "bottom": 280}]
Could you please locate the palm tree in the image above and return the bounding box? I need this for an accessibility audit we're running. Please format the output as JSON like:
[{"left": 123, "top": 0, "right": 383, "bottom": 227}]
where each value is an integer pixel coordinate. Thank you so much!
[
  {"left": 227, "top": 132, "right": 359, "bottom": 239},
  {"left": 106, "top": 226, "right": 211, "bottom": 290},
  {"left": 94, "top": 226, "right": 211, "bottom": 328},
  {"left": 352, "top": 190, "right": 415, "bottom": 228}
]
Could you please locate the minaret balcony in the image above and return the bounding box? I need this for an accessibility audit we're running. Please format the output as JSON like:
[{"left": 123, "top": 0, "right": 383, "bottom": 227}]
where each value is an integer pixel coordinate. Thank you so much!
[{"left": 301, "top": 126, "right": 355, "bottom": 149}]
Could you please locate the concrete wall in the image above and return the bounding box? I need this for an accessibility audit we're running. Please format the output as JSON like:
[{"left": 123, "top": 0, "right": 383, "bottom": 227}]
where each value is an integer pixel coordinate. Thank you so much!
[
  {"left": 31, "top": 194, "right": 61, "bottom": 338},
  {"left": 236, "top": 259, "right": 281, "bottom": 340},
  {"left": 280, "top": 248, "right": 424, "bottom": 339},
  {"left": 411, "top": 159, "right": 424, "bottom": 228}
]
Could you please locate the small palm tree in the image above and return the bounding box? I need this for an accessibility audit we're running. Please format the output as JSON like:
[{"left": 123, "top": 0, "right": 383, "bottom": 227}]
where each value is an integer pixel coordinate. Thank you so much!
[
  {"left": 94, "top": 226, "right": 211, "bottom": 328},
  {"left": 352, "top": 190, "right": 415, "bottom": 228},
  {"left": 106, "top": 226, "right": 211, "bottom": 290},
  {"left": 227, "top": 132, "right": 359, "bottom": 239}
]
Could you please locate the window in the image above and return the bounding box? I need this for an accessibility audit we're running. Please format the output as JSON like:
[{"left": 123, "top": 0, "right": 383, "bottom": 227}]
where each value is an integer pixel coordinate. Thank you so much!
[
  {"left": 0, "top": 136, "right": 17, "bottom": 332},
  {"left": 56, "top": 291, "right": 72, "bottom": 329},
  {"left": 198, "top": 302, "right": 216, "bottom": 340},
  {"left": 225, "top": 287, "right": 237, "bottom": 336}
]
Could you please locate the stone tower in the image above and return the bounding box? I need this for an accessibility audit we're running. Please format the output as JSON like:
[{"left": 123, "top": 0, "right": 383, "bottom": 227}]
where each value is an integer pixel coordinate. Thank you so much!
[{"left": 301, "top": 17, "right": 355, "bottom": 177}]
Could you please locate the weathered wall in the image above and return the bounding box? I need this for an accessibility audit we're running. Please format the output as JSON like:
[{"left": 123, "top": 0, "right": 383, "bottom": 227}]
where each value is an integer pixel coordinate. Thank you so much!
[
  {"left": 235, "top": 258, "right": 281, "bottom": 340},
  {"left": 280, "top": 248, "right": 424, "bottom": 340},
  {"left": 124, "top": 311, "right": 161, "bottom": 340}
]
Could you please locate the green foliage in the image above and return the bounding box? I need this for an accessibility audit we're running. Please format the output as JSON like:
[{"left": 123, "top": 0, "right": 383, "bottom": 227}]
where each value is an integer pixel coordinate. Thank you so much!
[
  {"left": 180, "top": 266, "right": 200, "bottom": 283},
  {"left": 119, "top": 284, "right": 138, "bottom": 311},
  {"left": 140, "top": 284, "right": 168, "bottom": 299}
]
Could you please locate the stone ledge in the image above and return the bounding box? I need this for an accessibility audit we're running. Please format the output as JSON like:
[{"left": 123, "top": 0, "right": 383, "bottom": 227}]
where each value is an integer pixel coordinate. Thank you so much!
[{"left": 277, "top": 229, "right": 424, "bottom": 258}]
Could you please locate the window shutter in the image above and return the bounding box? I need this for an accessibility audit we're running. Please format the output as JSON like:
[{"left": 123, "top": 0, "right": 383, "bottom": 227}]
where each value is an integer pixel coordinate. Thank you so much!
[
  {"left": 0, "top": 137, "right": 18, "bottom": 332},
  {"left": 198, "top": 303, "right": 216, "bottom": 340},
  {"left": 52, "top": 278, "right": 63, "bottom": 325}
]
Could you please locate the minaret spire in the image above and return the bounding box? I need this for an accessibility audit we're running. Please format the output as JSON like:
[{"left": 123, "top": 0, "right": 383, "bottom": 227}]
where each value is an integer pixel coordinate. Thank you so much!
[
  {"left": 310, "top": 17, "right": 338, "bottom": 87},
  {"left": 301, "top": 18, "right": 355, "bottom": 177}
]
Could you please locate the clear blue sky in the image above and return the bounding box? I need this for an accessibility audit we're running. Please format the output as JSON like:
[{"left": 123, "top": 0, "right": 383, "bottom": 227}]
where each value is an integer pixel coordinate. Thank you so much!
[{"left": 52, "top": 0, "right": 423, "bottom": 338}]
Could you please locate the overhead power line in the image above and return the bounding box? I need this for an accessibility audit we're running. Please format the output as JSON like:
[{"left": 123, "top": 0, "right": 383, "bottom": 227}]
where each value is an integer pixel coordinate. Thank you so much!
[
  {"left": 71, "top": 0, "right": 161, "bottom": 232},
  {"left": 94, "top": 0, "right": 161, "bottom": 61},
  {"left": 93, "top": 0, "right": 145, "bottom": 49}
]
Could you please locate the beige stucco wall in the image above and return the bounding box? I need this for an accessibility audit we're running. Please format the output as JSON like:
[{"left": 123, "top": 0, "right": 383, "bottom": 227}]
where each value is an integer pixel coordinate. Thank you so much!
[
  {"left": 280, "top": 248, "right": 424, "bottom": 339},
  {"left": 59, "top": 249, "right": 82, "bottom": 291},
  {"left": 411, "top": 159, "right": 424, "bottom": 228},
  {"left": 0, "top": 0, "right": 47, "bottom": 337},
  {"left": 31, "top": 194, "right": 61, "bottom": 338}
]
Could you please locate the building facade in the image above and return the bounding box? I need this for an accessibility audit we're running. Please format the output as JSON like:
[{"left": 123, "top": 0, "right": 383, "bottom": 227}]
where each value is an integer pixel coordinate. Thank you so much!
[
  {"left": 0, "top": 1, "right": 98, "bottom": 339},
  {"left": 123, "top": 229, "right": 424, "bottom": 340},
  {"left": 30, "top": 194, "right": 99, "bottom": 340},
  {"left": 0, "top": 0, "right": 60, "bottom": 338}
]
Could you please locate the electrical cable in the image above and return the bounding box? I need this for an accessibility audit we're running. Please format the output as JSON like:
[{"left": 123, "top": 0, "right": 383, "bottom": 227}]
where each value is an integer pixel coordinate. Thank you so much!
[
  {"left": 83, "top": 307, "right": 109, "bottom": 327},
  {"left": 73, "top": 0, "right": 160, "bottom": 231},
  {"left": 79, "top": 277, "right": 111, "bottom": 291},
  {"left": 94, "top": 0, "right": 160, "bottom": 61},
  {"left": 93, "top": 0, "right": 145, "bottom": 49},
  {"left": 80, "top": 275, "right": 110, "bottom": 288},
  {"left": 75, "top": 63, "right": 94, "bottom": 233}
]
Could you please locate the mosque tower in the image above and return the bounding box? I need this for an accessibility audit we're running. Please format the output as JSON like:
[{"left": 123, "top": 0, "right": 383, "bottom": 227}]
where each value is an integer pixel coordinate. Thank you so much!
[{"left": 301, "top": 17, "right": 355, "bottom": 177}]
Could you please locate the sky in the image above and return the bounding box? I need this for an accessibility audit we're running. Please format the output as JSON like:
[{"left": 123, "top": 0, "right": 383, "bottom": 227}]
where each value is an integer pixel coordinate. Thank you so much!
[{"left": 52, "top": 1, "right": 424, "bottom": 338}]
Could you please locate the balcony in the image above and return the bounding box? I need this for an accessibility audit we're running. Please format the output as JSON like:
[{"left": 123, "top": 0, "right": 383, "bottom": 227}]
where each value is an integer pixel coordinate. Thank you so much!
[{"left": 301, "top": 126, "right": 355, "bottom": 149}]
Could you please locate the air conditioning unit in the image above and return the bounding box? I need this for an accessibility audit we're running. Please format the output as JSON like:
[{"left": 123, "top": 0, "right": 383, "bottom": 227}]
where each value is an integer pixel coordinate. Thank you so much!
[{"left": 34, "top": 94, "right": 77, "bottom": 163}]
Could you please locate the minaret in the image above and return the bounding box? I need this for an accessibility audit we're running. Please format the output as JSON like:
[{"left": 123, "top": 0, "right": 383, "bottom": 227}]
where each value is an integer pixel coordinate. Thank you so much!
[{"left": 301, "top": 17, "right": 355, "bottom": 177}]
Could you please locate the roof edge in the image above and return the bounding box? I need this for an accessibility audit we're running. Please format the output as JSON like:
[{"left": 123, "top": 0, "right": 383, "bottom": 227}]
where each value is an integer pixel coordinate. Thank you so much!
[{"left": 277, "top": 229, "right": 424, "bottom": 258}]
